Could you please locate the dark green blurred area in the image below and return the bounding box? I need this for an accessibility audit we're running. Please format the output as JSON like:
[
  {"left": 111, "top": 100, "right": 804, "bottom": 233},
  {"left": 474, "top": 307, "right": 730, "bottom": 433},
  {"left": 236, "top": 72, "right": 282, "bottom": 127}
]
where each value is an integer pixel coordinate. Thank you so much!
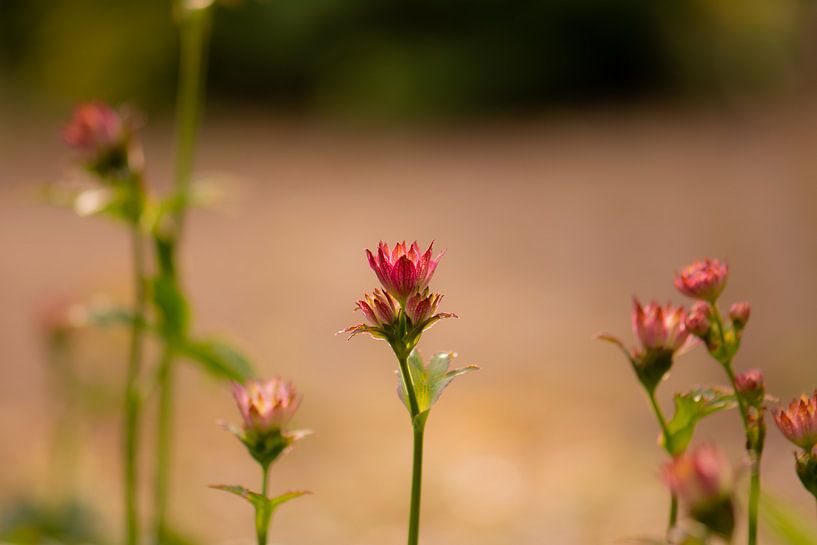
[{"left": 0, "top": 0, "right": 810, "bottom": 119}]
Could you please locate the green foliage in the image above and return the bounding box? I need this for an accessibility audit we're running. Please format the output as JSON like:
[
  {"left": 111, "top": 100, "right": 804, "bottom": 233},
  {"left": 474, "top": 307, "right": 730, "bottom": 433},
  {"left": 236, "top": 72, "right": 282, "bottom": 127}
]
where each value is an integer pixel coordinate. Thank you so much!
[
  {"left": 210, "top": 485, "right": 309, "bottom": 540},
  {"left": 398, "top": 350, "right": 478, "bottom": 425},
  {"left": 0, "top": 499, "right": 105, "bottom": 545},
  {"left": 760, "top": 494, "right": 817, "bottom": 545},
  {"left": 178, "top": 338, "right": 254, "bottom": 381},
  {"left": 662, "top": 387, "right": 736, "bottom": 456}
]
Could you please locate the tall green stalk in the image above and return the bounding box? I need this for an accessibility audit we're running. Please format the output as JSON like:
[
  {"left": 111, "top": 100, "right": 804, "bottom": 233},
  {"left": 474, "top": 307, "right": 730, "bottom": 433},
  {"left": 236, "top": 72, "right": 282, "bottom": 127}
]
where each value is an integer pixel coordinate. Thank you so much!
[
  {"left": 125, "top": 213, "right": 148, "bottom": 545},
  {"left": 152, "top": 6, "right": 213, "bottom": 544},
  {"left": 397, "top": 353, "right": 424, "bottom": 545},
  {"left": 257, "top": 465, "right": 271, "bottom": 545}
]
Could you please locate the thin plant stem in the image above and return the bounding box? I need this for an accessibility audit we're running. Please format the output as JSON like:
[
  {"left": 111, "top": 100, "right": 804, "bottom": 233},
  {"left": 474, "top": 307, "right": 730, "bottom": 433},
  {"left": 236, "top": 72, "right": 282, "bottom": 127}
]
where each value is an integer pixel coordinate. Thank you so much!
[
  {"left": 152, "top": 7, "right": 213, "bottom": 543},
  {"left": 748, "top": 454, "right": 760, "bottom": 545},
  {"left": 408, "top": 425, "right": 425, "bottom": 545},
  {"left": 647, "top": 389, "right": 678, "bottom": 530},
  {"left": 125, "top": 219, "right": 147, "bottom": 545},
  {"left": 153, "top": 344, "right": 176, "bottom": 544},
  {"left": 710, "top": 303, "right": 760, "bottom": 545},
  {"left": 257, "top": 464, "right": 271, "bottom": 545},
  {"left": 396, "top": 351, "right": 424, "bottom": 545}
]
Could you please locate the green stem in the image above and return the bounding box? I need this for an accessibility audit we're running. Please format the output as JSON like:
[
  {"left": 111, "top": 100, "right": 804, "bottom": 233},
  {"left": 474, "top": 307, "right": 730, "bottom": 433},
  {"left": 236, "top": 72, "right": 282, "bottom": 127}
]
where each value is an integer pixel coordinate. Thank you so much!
[
  {"left": 748, "top": 455, "right": 760, "bottom": 545},
  {"left": 153, "top": 345, "right": 176, "bottom": 544},
  {"left": 710, "top": 304, "right": 760, "bottom": 545},
  {"left": 647, "top": 389, "right": 678, "bottom": 531},
  {"left": 408, "top": 425, "right": 425, "bottom": 545},
  {"left": 151, "top": 9, "right": 212, "bottom": 543},
  {"left": 125, "top": 221, "right": 147, "bottom": 545},
  {"left": 397, "top": 353, "right": 421, "bottom": 419},
  {"left": 257, "top": 465, "right": 271, "bottom": 545},
  {"left": 172, "top": 3, "right": 212, "bottom": 238}
]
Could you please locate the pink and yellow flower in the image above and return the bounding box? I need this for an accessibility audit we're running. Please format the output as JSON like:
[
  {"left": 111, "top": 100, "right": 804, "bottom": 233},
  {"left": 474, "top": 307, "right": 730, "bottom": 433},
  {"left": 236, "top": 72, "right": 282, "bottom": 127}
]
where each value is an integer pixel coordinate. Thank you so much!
[
  {"left": 232, "top": 378, "right": 300, "bottom": 434},
  {"left": 774, "top": 392, "right": 817, "bottom": 452},
  {"left": 366, "top": 241, "right": 443, "bottom": 303},
  {"left": 406, "top": 289, "right": 456, "bottom": 326},
  {"left": 674, "top": 258, "right": 729, "bottom": 301},
  {"left": 357, "top": 289, "right": 398, "bottom": 328},
  {"left": 664, "top": 444, "right": 733, "bottom": 509},
  {"left": 631, "top": 299, "right": 694, "bottom": 356}
]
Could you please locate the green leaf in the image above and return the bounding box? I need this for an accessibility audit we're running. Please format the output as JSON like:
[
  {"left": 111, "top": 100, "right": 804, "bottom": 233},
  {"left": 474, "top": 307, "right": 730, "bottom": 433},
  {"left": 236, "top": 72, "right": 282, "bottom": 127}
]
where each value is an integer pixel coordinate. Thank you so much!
[
  {"left": 209, "top": 485, "right": 310, "bottom": 540},
  {"left": 663, "top": 387, "right": 736, "bottom": 456},
  {"left": 179, "top": 338, "right": 255, "bottom": 381},
  {"left": 268, "top": 490, "right": 311, "bottom": 508},
  {"left": 761, "top": 494, "right": 817, "bottom": 545},
  {"left": 398, "top": 350, "right": 478, "bottom": 415}
]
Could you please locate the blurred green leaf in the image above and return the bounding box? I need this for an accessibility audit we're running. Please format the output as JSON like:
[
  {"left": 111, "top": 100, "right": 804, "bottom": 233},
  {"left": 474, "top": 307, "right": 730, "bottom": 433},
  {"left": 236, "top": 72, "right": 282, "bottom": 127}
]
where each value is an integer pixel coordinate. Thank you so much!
[
  {"left": 663, "top": 387, "right": 736, "bottom": 456},
  {"left": 178, "top": 338, "right": 254, "bottom": 381},
  {"left": 398, "top": 350, "right": 478, "bottom": 417},
  {"left": 0, "top": 498, "right": 105, "bottom": 545},
  {"left": 761, "top": 494, "right": 817, "bottom": 545}
]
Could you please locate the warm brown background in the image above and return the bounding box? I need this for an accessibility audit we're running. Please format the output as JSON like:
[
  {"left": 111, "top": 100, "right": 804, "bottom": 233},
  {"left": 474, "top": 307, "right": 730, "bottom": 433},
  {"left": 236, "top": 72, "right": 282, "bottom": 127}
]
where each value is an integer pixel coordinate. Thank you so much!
[{"left": 2, "top": 100, "right": 817, "bottom": 545}]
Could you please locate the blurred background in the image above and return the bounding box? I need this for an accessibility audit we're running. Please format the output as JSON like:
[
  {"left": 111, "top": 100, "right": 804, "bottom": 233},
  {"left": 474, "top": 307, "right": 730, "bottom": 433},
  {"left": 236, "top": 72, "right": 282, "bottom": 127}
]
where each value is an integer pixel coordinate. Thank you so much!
[{"left": 2, "top": 0, "right": 817, "bottom": 544}]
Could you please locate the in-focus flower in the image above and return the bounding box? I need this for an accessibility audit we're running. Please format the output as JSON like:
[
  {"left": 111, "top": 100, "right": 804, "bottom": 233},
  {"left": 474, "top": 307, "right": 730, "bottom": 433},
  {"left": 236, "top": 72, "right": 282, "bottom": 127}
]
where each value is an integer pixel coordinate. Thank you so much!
[
  {"left": 774, "top": 392, "right": 817, "bottom": 452},
  {"left": 232, "top": 379, "right": 300, "bottom": 434},
  {"left": 675, "top": 258, "right": 729, "bottom": 302},
  {"left": 406, "top": 289, "right": 457, "bottom": 327},
  {"left": 63, "top": 102, "right": 141, "bottom": 179},
  {"left": 597, "top": 299, "right": 696, "bottom": 392},
  {"left": 664, "top": 445, "right": 735, "bottom": 538},
  {"left": 729, "top": 301, "right": 751, "bottom": 330},
  {"left": 366, "top": 241, "right": 443, "bottom": 303},
  {"left": 357, "top": 289, "right": 398, "bottom": 328}
]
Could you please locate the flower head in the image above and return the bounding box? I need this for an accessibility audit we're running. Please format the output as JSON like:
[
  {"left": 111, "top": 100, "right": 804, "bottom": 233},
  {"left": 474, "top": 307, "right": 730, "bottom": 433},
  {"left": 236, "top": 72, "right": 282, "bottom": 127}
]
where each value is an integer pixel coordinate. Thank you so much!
[
  {"left": 664, "top": 444, "right": 733, "bottom": 508},
  {"left": 366, "top": 241, "right": 443, "bottom": 303},
  {"left": 631, "top": 299, "right": 694, "bottom": 355},
  {"left": 63, "top": 102, "right": 141, "bottom": 179},
  {"left": 663, "top": 445, "right": 735, "bottom": 538},
  {"left": 684, "top": 301, "right": 712, "bottom": 338},
  {"left": 735, "top": 369, "right": 764, "bottom": 398},
  {"left": 232, "top": 378, "right": 300, "bottom": 434},
  {"left": 674, "top": 258, "right": 729, "bottom": 302},
  {"left": 729, "top": 301, "right": 751, "bottom": 330},
  {"left": 406, "top": 289, "right": 456, "bottom": 326},
  {"left": 774, "top": 392, "right": 817, "bottom": 452},
  {"left": 357, "top": 289, "right": 398, "bottom": 328}
]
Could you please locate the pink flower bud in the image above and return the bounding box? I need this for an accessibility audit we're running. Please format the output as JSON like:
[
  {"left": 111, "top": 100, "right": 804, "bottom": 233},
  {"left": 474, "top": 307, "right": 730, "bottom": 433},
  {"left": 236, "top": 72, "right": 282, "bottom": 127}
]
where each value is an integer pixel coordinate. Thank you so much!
[
  {"left": 406, "top": 289, "right": 443, "bottom": 325},
  {"left": 729, "top": 301, "right": 751, "bottom": 329},
  {"left": 735, "top": 369, "right": 763, "bottom": 396},
  {"left": 664, "top": 444, "right": 734, "bottom": 512},
  {"left": 366, "top": 241, "right": 443, "bottom": 303},
  {"left": 63, "top": 102, "right": 126, "bottom": 155},
  {"left": 356, "top": 289, "right": 398, "bottom": 328},
  {"left": 684, "top": 301, "right": 711, "bottom": 337},
  {"left": 774, "top": 392, "right": 817, "bottom": 452},
  {"left": 232, "top": 378, "right": 300, "bottom": 434},
  {"left": 631, "top": 299, "right": 692, "bottom": 354},
  {"left": 674, "top": 258, "right": 729, "bottom": 302}
]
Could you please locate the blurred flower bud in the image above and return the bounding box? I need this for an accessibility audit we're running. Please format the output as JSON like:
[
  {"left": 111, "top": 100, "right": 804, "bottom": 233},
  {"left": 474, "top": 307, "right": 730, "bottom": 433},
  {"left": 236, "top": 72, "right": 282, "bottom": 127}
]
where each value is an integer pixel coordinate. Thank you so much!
[
  {"left": 735, "top": 369, "right": 765, "bottom": 406},
  {"left": 675, "top": 258, "right": 729, "bottom": 302},
  {"left": 664, "top": 445, "right": 735, "bottom": 539},
  {"left": 795, "top": 451, "right": 817, "bottom": 500},
  {"left": 63, "top": 102, "right": 141, "bottom": 180},
  {"left": 729, "top": 301, "right": 751, "bottom": 330},
  {"left": 684, "top": 301, "right": 711, "bottom": 338},
  {"left": 366, "top": 241, "right": 442, "bottom": 304},
  {"left": 774, "top": 392, "right": 817, "bottom": 452},
  {"left": 230, "top": 379, "right": 301, "bottom": 467}
]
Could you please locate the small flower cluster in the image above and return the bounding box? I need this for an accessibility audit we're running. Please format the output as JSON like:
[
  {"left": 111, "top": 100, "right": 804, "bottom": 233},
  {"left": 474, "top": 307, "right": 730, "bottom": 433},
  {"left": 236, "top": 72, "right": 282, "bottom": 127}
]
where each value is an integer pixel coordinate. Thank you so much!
[
  {"left": 344, "top": 241, "right": 456, "bottom": 358},
  {"left": 598, "top": 257, "right": 763, "bottom": 542}
]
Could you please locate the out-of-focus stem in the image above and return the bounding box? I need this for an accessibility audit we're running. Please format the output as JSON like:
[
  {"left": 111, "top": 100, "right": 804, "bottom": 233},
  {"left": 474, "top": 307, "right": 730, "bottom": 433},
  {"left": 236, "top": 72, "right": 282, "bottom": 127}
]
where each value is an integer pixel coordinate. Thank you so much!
[
  {"left": 647, "top": 389, "right": 678, "bottom": 530},
  {"left": 408, "top": 425, "right": 425, "bottom": 545},
  {"left": 153, "top": 344, "right": 176, "bottom": 544},
  {"left": 125, "top": 218, "right": 147, "bottom": 545},
  {"left": 710, "top": 303, "right": 760, "bottom": 545},
  {"left": 152, "top": 7, "right": 213, "bottom": 544}
]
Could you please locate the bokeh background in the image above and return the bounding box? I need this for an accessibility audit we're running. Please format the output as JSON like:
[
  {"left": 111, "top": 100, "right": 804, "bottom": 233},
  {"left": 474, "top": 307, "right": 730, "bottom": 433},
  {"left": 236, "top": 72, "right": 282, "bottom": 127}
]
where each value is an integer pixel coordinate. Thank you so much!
[{"left": 2, "top": 0, "right": 817, "bottom": 544}]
